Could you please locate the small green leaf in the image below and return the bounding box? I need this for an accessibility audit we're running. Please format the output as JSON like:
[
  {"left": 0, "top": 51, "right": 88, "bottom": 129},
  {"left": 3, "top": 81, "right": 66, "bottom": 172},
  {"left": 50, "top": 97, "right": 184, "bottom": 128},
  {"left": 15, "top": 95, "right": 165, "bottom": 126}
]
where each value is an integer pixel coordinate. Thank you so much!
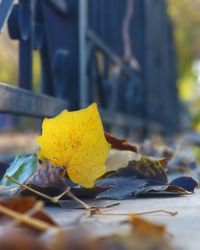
[{"left": 1, "top": 155, "right": 38, "bottom": 186}]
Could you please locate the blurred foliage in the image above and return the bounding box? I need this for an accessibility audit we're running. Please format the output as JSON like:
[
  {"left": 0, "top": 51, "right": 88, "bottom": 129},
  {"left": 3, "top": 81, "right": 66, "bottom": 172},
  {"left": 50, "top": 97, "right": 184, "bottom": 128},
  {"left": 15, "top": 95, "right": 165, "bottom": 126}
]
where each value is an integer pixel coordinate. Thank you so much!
[
  {"left": 168, "top": 0, "right": 200, "bottom": 80},
  {"left": 32, "top": 51, "right": 41, "bottom": 93},
  {"left": 190, "top": 98, "right": 200, "bottom": 131},
  {"left": 168, "top": 0, "right": 200, "bottom": 130},
  {"left": 0, "top": 27, "right": 40, "bottom": 91},
  {"left": 193, "top": 147, "right": 200, "bottom": 162},
  {"left": 0, "top": 28, "right": 18, "bottom": 85},
  {"left": 0, "top": 27, "right": 41, "bottom": 131}
]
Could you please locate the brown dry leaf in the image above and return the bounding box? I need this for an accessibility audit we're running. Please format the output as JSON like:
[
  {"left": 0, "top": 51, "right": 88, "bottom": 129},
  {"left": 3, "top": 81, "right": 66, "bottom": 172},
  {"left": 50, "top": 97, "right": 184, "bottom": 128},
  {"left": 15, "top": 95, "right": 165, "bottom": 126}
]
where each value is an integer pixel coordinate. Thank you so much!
[
  {"left": 0, "top": 196, "right": 57, "bottom": 228},
  {"left": 105, "top": 132, "right": 138, "bottom": 153},
  {"left": 128, "top": 215, "right": 174, "bottom": 250},
  {"left": 131, "top": 156, "right": 168, "bottom": 184},
  {"left": 130, "top": 215, "right": 166, "bottom": 237}
]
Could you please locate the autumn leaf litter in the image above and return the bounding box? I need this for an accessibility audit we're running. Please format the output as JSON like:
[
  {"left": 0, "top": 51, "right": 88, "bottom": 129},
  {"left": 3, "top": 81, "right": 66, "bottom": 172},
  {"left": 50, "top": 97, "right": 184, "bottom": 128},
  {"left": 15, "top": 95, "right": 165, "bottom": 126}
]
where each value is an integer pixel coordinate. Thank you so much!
[{"left": 0, "top": 103, "right": 198, "bottom": 249}]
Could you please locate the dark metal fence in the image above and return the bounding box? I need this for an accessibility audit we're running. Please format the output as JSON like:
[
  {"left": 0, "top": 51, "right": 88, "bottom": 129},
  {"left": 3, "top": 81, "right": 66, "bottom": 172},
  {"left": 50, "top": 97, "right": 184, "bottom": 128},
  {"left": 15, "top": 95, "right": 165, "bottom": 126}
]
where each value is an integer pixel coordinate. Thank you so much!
[
  {"left": 0, "top": 0, "right": 179, "bottom": 137},
  {"left": 87, "top": 0, "right": 179, "bottom": 135}
]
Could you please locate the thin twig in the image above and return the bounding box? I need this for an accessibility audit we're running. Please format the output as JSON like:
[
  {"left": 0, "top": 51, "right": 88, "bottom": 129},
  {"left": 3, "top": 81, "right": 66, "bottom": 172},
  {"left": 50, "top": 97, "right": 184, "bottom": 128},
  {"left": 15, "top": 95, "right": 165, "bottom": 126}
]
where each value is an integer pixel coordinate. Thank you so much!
[
  {"left": 67, "top": 191, "right": 91, "bottom": 210},
  {"left": 5, "top": 175, "right": 55, "bottom": 202},
  {"left": 0, "top": 204, "right": 57, "bottom": 231},
  {"left": 135, "top": 209, "right": 177, "bottom": 216},
  {"left": 6, "top": 201, "right": 44, "bottom": 229},
  {"left": 51, "top": 187, "right": 71, "bottom": 203},
  {"left": 5, "top": 175, "right": 91, "bottom": 210},
  {"left": 95, "top": 209, "right": 177, "bottom": 216}
]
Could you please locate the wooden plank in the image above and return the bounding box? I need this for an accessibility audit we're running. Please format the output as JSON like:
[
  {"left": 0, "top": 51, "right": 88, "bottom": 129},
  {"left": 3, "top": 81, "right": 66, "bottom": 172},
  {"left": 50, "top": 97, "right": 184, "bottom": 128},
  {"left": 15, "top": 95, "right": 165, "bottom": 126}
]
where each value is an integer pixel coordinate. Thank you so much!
[{"left": 0, "top": 82, "right": 67, "bottom": 118}]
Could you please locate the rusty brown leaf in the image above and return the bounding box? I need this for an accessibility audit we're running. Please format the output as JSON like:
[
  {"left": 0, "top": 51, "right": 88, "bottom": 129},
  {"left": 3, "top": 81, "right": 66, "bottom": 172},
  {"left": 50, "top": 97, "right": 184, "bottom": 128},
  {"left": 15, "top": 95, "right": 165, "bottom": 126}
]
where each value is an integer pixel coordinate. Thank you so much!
[{"left": 105, "top": 132, "right": 138, "bottom": 153}]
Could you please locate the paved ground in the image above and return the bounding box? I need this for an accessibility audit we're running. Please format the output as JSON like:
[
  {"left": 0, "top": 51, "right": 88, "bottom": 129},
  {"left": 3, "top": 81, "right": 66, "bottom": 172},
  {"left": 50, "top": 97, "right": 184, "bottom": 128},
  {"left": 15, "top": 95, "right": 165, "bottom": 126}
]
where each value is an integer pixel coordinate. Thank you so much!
[
  {"left": 0, "top": 132, "right": 37, "bottom": 156},
  {"left": 46, "top": 189, "right": 200, "bottom": 250}
]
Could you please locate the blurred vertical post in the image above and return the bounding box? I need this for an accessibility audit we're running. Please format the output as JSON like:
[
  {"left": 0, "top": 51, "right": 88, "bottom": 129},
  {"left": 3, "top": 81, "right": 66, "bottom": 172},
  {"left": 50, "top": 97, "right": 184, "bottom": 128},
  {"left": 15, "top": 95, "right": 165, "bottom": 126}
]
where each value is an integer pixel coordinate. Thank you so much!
[
  {"left": 19, "top": 0, "right": 33, "bottom": 90},
  {"left": 79, "top": 0, "right": 88, "bottom": 108}
]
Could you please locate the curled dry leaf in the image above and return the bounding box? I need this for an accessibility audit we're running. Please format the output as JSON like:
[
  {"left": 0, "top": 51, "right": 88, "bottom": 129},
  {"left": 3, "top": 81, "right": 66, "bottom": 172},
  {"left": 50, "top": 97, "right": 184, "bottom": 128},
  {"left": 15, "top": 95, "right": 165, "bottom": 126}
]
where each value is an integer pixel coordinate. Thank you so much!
[
  {"left": 37, "top": 103, "right": 110, "bottom": 188},
  {"left": 130, "top": 215, "right": 167, "bottom": 239},
  {"left": 105, "top": 149, "right": 141, "bottom": 172},
  {"left": 0, "top": 196, "right": 57, "bottom": 229},
  {"left": 25, "top": 162, "right": 67, "bottom": 191},
  {"left": 130, "top": 215, "right": 166, "bottom": 237},
  {"left": 105, "top": 132, "right": 138, "bottom": 153},
  {"left": 96, "top": 156, "right": 197, "bottom": 199},
  {"left": 96, "top": 164, "right": 151, "bottom": 199},
  {"left": 170, "top": 176, "right": 198, "bottom": 192},
  {"left": 128, "top": 215, "right": 174, "bottom": 250},
  {"left": 131, "top": 156, "right": 168, "bottom": 184}
]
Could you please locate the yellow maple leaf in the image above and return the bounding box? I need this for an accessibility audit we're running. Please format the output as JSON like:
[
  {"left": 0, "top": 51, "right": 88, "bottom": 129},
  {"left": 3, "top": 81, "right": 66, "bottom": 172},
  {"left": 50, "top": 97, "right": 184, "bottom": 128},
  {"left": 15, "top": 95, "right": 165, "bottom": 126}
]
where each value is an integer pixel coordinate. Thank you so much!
[{"left": 36, "top": 103, "right": 110, "bottom": 188}]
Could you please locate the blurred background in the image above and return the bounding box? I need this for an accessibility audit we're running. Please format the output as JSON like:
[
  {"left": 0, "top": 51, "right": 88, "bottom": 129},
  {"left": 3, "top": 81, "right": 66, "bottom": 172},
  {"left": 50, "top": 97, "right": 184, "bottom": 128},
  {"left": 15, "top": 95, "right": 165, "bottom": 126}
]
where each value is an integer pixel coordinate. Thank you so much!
[{"left": 0, "top": 0, "right": 199, "bottom": 156}]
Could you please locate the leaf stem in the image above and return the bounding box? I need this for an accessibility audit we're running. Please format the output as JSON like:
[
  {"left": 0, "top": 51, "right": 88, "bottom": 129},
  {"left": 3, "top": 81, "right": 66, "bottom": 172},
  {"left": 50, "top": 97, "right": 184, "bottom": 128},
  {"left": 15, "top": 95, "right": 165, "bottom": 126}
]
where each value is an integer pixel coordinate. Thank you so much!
[{"left": 5, "top": 175, "right": 56, "bottom": 202}]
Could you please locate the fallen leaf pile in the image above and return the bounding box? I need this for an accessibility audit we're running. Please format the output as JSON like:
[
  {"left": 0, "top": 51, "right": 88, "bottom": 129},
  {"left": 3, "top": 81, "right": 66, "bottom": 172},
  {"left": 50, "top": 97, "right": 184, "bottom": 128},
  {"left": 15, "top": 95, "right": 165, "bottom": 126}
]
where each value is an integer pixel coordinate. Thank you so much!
[
  {"left": 96, "top": 157, "right": 198, "bottom": 199},
  {"left": 0, "top": 103, "right": 199, "bottom": 249},
  {"left": 0, "top": 103, "right": 198, "bottom": 203},
  {"left": 0, "top": 195, "right": 175, "bottom": 250}
]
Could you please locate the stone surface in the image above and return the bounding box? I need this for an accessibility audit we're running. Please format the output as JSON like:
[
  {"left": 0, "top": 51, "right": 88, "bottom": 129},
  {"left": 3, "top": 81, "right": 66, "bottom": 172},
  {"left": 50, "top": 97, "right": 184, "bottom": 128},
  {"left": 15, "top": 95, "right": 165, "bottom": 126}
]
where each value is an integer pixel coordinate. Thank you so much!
[{"left": 46, "top": 189, "right": 200, "bottom": 250}]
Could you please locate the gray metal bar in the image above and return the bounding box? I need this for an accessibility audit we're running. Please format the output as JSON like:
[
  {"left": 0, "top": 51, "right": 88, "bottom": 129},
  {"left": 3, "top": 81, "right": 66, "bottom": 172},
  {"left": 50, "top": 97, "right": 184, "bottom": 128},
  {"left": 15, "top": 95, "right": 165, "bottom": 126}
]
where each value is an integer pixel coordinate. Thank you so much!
[
  {"left": 0, "top": 82, "right": 161, "bottom": 132},
  {"left": 79, "top": 0, "right": 89, "bottom": 108},
  {"left": 0, "top": 82, "right": 67, "bottom": 118}
]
